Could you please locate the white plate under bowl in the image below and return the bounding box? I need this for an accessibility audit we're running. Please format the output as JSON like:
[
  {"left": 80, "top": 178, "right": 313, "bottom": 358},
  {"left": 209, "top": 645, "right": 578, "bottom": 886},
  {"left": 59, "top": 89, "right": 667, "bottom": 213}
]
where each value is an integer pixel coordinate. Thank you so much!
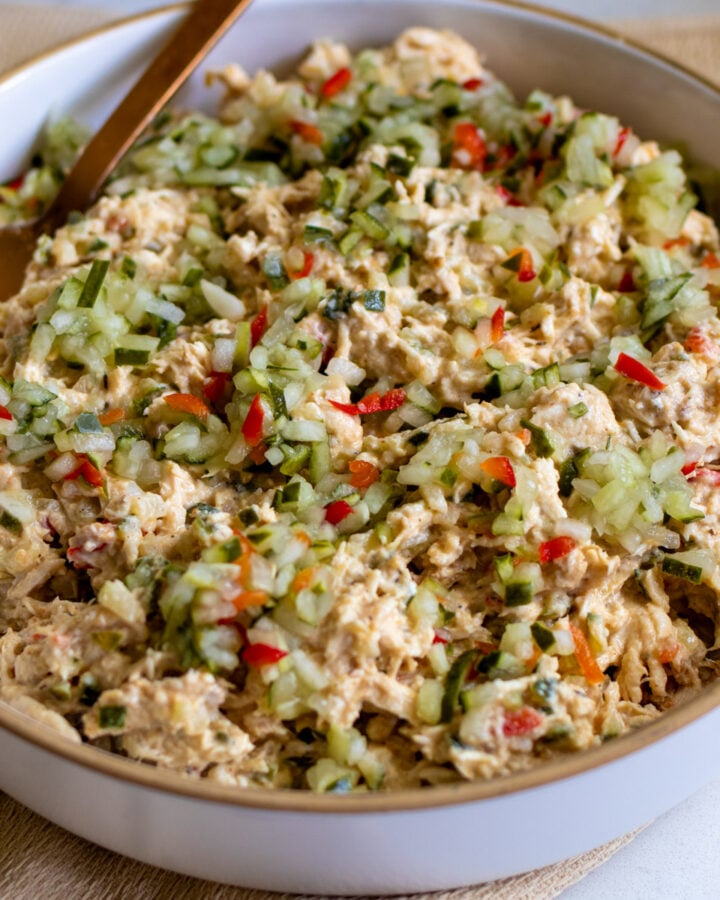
[{"left": 1, "top": 1, "right": 720, "bottom": 893}]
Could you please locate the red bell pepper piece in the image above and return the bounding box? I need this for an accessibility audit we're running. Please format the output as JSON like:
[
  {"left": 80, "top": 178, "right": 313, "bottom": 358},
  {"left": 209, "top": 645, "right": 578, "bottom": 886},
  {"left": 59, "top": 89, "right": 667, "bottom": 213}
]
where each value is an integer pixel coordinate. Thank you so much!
[
  {"left": 462, "top": 78, "right": 483, "bottom": 90},
  {"left": 289, "top": 120, "right": 323, "bottom": 145},
  {"left": 329, "top": 388, "right": 406, "bottom": 416},
  {"left": 494, "top": 184, "right": 524, "bottom": 207},
  {"left": 324, "top": 499, "right": 354, "bottom": 525},
  {"left": 502, "top": 707, "right": 543, "bottom": 737},
  {"left": 658, "top": 642, "right": 680, "bottom": 665},
  {"left": 231, "top": 589, "right": 269, "bottom": 612},
  {"left": 538, "top": 111, "right": 553, "bottom": 127},
  {"left": 97, "top": 408, "right": 125, "bottom": 426},
  {"left": 701, "top": 251, "right": 720, "bottom": 270},
  {"left": 538, "top": 535, "right": 576, "bottom": 564},
  {"left": 617, "top": 270, "right": 636, "bottom": 292},
  {"left": 241, "top": 394, "right": 264, "bottom": 447},
  {"left": 614, "top": 352, "right": 666, "bottom": 391},
  {"left": 490, "top": 306, "right": 505, "bottom": 344},
  {"left": 663, "top": 236, "right": 691, "bottom": 250},
  {"left": 5, "top": 173, "right": 24, "bottom": 191},
  {"left": 0, "top": 405, "right": 12, "bottom": 421},
  {"left": 569, "top": 623, "right": 604, "bottom": 684},
  {"left": 348, "top": 460, "right": 380, "bottom": 489},
  {"left": 65, "top": 458, "right": 104, "bottom": 488},
  {"left": 480, "top": 456, "right": 516, "bottom": 488},
  {"left": 613, "top": 126, "right": 631, "bottom": 157},
  {"left": 290, "top": 251, "right": 314, "bottom": 281},
  {"left": 203, "top": 371, "right": 232, "bottom": 405},
  {"left": 250, "top": 304, "right": 268, "bottom": 348},
  {"left": 684, "top": 326, "right": 715, "bottom": 356},
  {"left": 451, "top": 122, "right": 486, "bottom": 170},
  {"left": 164, "top": 393, "right": 210, "bottom": 419},
  {"left": 503, "top": 247, "right": 536, "bottom": 282},
  {"left": 321, "top": 67, "right": 352, "bottom": 98},
  {"left": 243, "top": 643, "right": 288, "bottom": 667}
]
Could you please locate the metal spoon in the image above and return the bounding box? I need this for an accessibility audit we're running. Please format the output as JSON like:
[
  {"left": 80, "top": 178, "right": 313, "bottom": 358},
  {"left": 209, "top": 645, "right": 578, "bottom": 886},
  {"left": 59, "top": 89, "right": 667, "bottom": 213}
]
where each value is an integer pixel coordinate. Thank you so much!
[{"left": 0, "top": 0, "right": 254, "bottom": 302}]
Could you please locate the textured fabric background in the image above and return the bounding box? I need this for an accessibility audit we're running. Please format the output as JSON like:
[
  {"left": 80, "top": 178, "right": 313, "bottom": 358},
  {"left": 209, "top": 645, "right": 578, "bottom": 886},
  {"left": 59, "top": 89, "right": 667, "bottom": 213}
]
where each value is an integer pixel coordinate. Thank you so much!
[{"left": 0, "top": 6, "right": 719, "bottom": 898}]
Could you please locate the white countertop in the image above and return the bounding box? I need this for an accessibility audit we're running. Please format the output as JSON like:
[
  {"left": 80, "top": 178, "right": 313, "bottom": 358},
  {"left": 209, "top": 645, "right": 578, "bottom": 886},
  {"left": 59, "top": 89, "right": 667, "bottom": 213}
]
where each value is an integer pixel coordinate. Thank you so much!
[{"left": 3, "top": 1, "right": 720, "bottom": 897}]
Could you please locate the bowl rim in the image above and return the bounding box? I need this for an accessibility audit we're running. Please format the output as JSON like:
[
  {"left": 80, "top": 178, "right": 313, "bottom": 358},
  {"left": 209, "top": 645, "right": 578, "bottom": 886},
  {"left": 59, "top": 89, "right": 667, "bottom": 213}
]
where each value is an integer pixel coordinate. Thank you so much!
[{"left": 1, "top": 0, "right": 720, "bottom": 815}]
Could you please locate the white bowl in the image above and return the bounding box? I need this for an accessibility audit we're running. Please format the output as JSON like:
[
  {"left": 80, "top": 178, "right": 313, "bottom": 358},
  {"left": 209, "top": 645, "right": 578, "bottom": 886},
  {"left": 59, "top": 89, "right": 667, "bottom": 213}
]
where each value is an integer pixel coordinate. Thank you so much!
[{"left": 1, "top": 1, "right": 720, "bottom": 893}]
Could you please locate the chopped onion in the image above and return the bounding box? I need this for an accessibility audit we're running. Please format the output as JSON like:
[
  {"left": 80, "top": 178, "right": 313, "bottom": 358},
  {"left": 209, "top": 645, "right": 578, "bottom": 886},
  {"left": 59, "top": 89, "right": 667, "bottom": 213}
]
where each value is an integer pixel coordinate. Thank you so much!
[
  {"left": 326, "top": 357, "right": 366, "bottom": 386},
  {"left": 200, "top": 279, "right": 246, "bottom": 321}
]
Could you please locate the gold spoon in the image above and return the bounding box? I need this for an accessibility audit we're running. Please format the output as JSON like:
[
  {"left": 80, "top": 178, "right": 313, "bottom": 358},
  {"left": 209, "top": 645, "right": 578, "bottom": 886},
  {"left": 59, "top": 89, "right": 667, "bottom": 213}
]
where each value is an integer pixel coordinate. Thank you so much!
[{"left": 0, "top": 0, "right": 253, "bottom": 302}]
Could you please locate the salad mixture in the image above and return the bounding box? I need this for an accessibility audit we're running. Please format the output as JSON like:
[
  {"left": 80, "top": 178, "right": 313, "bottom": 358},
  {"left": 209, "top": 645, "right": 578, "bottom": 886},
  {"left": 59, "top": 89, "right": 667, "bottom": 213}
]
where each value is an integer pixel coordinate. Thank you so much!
[{"left": 1, "top": 29, "right": 720, "bottom": 792}]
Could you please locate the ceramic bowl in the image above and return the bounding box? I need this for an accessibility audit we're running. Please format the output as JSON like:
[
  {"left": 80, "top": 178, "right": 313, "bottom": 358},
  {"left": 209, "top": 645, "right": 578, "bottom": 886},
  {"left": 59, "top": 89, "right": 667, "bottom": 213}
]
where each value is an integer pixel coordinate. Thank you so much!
[{"left": 1, "top": 1, "right": 720, "bottom": 892}]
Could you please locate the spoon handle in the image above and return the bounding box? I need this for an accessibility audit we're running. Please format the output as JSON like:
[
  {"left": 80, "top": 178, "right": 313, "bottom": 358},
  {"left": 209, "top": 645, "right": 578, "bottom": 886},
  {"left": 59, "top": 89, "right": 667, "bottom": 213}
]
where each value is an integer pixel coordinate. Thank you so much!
[{"left": 48, "top": 0, "right": 253, "bottom": 223}]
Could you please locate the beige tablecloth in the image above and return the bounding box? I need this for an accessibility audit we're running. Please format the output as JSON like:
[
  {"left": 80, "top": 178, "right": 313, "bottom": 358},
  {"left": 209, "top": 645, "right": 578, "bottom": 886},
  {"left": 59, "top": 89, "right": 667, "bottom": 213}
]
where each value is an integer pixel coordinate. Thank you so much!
[{"left": 1, "top": 6, "right": 719, "bottom": 899}]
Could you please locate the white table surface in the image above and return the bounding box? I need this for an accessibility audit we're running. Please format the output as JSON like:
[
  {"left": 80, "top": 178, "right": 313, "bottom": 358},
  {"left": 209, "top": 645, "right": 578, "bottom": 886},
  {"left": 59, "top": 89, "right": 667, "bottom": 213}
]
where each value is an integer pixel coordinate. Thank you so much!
[{"left": 3, "top": 1, "right": 720, "bottom": 897}]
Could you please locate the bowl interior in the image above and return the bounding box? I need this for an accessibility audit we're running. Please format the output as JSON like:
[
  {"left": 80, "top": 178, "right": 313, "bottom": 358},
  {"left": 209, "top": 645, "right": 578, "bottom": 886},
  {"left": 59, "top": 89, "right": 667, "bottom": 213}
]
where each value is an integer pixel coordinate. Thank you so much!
[{"left": 0, "top": 0, "right": 720, "bottom": 813}]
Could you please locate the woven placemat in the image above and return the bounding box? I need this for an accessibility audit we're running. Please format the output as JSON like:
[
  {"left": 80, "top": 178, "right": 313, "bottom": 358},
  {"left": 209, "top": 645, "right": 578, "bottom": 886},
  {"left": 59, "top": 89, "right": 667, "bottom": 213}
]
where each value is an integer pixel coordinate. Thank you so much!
[{"left": 0, "top": 5, "right": 718, "bottom": 898}]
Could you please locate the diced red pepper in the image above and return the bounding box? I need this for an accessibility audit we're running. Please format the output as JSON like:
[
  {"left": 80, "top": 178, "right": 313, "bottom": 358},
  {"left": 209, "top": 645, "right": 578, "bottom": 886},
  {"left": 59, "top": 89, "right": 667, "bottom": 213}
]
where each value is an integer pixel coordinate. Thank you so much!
[
  {"left": 324, "top": 499, "right": 354, "bottom": 525},
  {"left": 663, "top": 236, "right": 691, "bottom": 250},
  {"left": 292, "top": 566, "right": 320, "bottom": 594},
  {"left": 701, "top": 251, "right": 720, "bottom": 270},
  {"left": 377, "top": 388, "right": 407, "bottom": 412},
  {"left": 502, "top": 707, "right": 543, "bottom": 737},
  {"left": 451, "top": 122, "right": 487, "bottom": 171},
  {"left": 480, "top": 456, "right": 516, "bottom": 488},
  {"left": 503, "top": 247, "right": 536, "bottom": 283},
  {"left": 432, "top": 628, "right": 450, "bottom": 644},
  {"left": 538, "top": 535, "right": 576, "bottom": 564},
  {"left": 681, "top": 460, "right": 698, "bottom": 477},
  {"left": 241, "top": 394, "right": 264, "bottom": 447},
  {"left": 5, "top": 173, "right": 24, "bottom": 191},
  {"left": 462, "top": 78, "right": 483, "bottom": 91},
  {"left": 321, "top": 67, "right": 352, "bottom": 98},
  {"left": 538, "top": 111, "right": 553, "bottom": 127},
  {"left": 613, "top": 126, "right": 631, "bottom": 157},
  {"left": 243, "top": 643, "right": 288, "bottom": 667},
  {"left": 348, "top": 459, "right": 380, "bottom": 489},
  {"left": 289, "top": 120, "right": 323, "bottom": 145},
  {"left": 658, "top": 642, "right": 680, "bottom": 665},
  {"left": 65, "top": 458, "right": 104, "bottom": 488},
  {"left": 231, "top": 589, "right": 269, "bottom": 612},
  {"left": 490, "top": 306, "right": 505, "bottom": 344},
  {"left": 684, "top": 326, "right": 716, "bottom": 356},
  {"left": 164, "top": 392, "right": 210, "bottom": 419},
  {"left": 617, "top": 270, "right": 636, "bottom": 292},
  {"left": 569, "top": 623, "right": 604, "bottom": 685},
  {"left": 494, "top": 184, "right": 524, "bottom": 207},
  {"left": 250, "top": 304, "right": 268, "bottom": 348},
  {"left": 97, "top": 408, "right": 125, "bottom": 426},
  {"left": 329, "top": 388, "right": 406, "bottom": 416},
  {"left": 290, "top": 251, "right": 314, "bottom": 281},
  {"left": 614, "top": 352, "right": 666, "bottom": 391},
  {"left": 203, "top": 371, "right": 232, "bottom": 405},
  {"left": 0, "top": 405, "right": 12, "bottom": 421}
]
